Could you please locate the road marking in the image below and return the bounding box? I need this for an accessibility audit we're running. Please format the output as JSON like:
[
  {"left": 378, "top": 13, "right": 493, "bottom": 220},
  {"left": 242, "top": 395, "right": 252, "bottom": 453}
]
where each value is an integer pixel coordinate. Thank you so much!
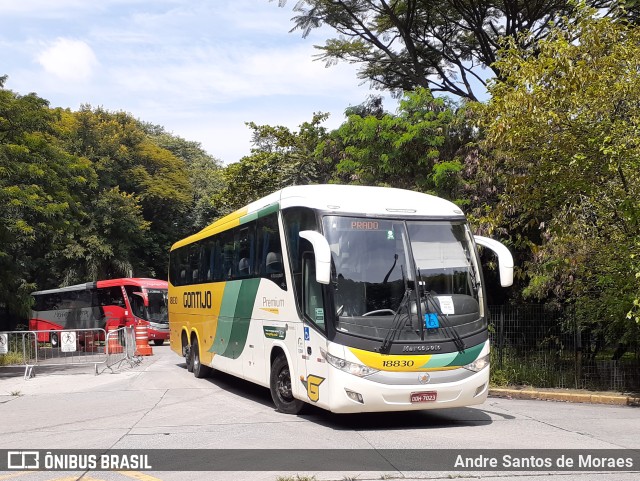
[
  {"left": 117, "top": 472, "right": 164, "bottom": 481},
  {"left": 43, "top": 476, "right": 105, "bottom": 481},
  {"left": 0, "top": 474, "right": 28, "bottom": 481}
]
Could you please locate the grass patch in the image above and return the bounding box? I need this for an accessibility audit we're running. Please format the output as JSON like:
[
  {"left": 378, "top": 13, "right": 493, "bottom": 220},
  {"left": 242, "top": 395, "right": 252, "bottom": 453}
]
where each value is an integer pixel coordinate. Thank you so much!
[{"left": 0, "top": 352, "right": 25, "bottom": 366}]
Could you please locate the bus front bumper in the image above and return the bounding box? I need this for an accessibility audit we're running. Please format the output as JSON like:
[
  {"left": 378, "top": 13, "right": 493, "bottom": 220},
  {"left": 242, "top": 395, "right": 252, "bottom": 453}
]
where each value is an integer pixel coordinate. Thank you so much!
[{"left": 321, "top": 366, "right": 490, "bottom": 414}]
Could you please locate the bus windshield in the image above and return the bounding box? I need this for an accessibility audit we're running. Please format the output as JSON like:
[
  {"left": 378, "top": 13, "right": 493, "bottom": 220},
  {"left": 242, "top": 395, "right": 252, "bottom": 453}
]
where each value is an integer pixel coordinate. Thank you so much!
[
  {"left": 129, "top": 289, "right": 169, "bottom": 324},
  {"left": 146, "top": 289, "right": 169, "bottom": 324},
  {"left": 323, "top": 216, "right": 484, "bottom": 344}
]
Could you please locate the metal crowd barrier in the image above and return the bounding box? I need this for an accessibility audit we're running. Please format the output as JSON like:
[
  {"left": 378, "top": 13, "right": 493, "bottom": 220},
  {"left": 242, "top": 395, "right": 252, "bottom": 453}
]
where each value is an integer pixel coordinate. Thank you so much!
[
  {"left": 104, "top": 326, "right": 141, "bottom": 371},
  {"left": 0, "top": 326, "right": 141, "bottom": 379}
]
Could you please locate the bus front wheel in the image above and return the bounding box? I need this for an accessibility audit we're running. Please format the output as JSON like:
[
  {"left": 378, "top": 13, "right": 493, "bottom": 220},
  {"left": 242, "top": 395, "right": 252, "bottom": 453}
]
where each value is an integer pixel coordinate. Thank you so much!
[{"left": 270, "top": 354, "right": 305, "bottom": 414}]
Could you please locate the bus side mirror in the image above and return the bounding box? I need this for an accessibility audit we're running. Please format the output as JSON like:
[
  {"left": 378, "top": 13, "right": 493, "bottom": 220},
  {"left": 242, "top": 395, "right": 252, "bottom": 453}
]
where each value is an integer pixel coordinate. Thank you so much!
[
  {"left": 133, "top": 291, "right": 149, "bottom": 307},
  {"left": 474, "top": 235, "right": 514, "bottom": 287},
  {"left": 299, "top": 230, "right": 331, "bottom": 285}
]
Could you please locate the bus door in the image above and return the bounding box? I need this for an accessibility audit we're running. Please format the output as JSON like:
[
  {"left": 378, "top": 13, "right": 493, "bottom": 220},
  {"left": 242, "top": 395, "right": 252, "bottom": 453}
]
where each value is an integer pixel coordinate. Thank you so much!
[
  {"left": 300, "top": 252, "right": 330, "bottom": 409},
  {"left": 98, "top": 286, "right": 129, "bottom": 330}
]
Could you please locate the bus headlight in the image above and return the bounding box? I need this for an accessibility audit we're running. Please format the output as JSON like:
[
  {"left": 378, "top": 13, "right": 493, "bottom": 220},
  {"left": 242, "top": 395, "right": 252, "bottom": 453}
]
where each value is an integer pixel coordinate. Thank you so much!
[
  {"left": 321, "top": 349, "right": 379, "bottom": 377},
  {"left": 463, "top": 353, "right": 490, "bottom": 373}
]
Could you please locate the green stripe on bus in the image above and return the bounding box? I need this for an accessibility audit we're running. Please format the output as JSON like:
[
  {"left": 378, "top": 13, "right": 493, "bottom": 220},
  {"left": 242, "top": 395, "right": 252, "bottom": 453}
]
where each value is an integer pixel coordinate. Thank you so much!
[
  {"left": 239, "top": 203, "right": 279, "bottom": 225},
  {"left": 209, "top": 281, "right": 242, "bottom": 355},
  {"left": 221, "top": 278, "right": 261, "bottom": 359},
  {"left": 257, "top": 203, "right": 279, "bottom": 218},
  {"left": 449, "top": 342, "right": 484, "bottom": 367},
  {"left": 240, "top": 212, "right": 259, "bottom": 224},
  {"left": 418, "top": 351, "right": 458, "bottom": 369},
  {"left": 417, "top": 342, "right": 484, "bottom": 369}
]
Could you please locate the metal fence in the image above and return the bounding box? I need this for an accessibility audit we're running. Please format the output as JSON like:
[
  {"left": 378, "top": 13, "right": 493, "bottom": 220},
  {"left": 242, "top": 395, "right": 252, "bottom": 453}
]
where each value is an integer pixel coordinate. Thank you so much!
[
  {"left": 489, "top": 305, "right": 640, "bottom": 392},
  {"left": 0, "top": 326, "right": 140, "bottom": 379}
]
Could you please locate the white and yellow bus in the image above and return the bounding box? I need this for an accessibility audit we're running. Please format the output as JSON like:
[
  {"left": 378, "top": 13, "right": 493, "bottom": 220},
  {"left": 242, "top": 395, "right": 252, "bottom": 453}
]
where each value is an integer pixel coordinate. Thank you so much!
[{"left": 168, "top": 185, "right": 513, "bottom": 414}]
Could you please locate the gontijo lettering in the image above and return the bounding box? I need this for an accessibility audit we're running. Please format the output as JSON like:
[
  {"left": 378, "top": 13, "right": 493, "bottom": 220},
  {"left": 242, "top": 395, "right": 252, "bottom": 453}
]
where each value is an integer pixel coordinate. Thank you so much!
[{"left": 183, "top": 291, "right": 212, "bottom": 309}]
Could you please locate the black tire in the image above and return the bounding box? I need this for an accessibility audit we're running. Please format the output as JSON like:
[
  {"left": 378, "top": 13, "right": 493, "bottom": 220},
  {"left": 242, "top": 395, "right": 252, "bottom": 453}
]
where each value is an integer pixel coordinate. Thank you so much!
[
  {"left": 153, "top": 339, "right": 164, "bottom": 346},
  {"left": 50, "top": 331, "right": 59, "bottom": 348},
  {"left": 270, "top": 354, "right": 305, "bottom": 414},
  {"left": 191, "top": 337, "right": 211, "bottom": 379},
  {"left": 182, "top": 332, "right": 194, "bottom": 371}
]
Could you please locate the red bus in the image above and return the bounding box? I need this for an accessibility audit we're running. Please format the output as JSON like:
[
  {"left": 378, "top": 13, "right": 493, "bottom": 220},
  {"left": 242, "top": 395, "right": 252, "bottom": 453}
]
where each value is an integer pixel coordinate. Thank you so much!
[{"left": 29, "top": 278, "right": 169, "bottom": 347}]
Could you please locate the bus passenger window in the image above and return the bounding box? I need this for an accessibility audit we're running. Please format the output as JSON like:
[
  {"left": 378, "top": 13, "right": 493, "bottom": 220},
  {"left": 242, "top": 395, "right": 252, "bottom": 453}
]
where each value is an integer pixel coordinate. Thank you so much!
[
  {"left": 303, "top": 254, "right": 325, "bottom": 331},
  {"left": 266, "top": 252, "right": 282, "bottom": 274},
  {"left": 239, "top": 257, "right": 250, "bottom": 276}
]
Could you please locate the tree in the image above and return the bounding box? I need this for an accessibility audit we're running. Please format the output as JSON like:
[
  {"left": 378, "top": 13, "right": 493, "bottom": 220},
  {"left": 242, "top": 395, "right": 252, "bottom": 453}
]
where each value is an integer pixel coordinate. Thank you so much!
[
  {"left": 214, "top": 114, "right": 333, "bottom": 213},
  {"left": 0, "top": 78, "right": 93, "bottom": 323},
  {"left": 54, "top": 186, "right": 151, "bottom": 283},
  {"left": 326, "top": 88, "right": 472, "bottom": 201},
  {"left": 482, "top": 10, "right": 640, "bottom": 349},
  {"left": 59, "top": 106, "right": 192, "bottom": 280},
  {"left": 140, "top": 122, "right": 225, "bottom": 232},
  {"left": 275, "top": 0, "right": 614, "bottom": 100}
]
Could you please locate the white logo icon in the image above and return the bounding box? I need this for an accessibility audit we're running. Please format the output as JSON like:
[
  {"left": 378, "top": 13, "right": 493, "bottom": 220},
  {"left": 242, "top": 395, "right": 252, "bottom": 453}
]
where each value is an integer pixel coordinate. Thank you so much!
[{"left": 8, "top": 451, "right": 40, "bottom": 469}]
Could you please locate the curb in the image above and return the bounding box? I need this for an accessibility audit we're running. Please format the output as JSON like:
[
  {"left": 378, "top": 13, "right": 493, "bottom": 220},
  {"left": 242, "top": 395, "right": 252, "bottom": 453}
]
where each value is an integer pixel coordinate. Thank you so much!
[{"left": 489, "top": 388, "right": 640, "bottom": 406}]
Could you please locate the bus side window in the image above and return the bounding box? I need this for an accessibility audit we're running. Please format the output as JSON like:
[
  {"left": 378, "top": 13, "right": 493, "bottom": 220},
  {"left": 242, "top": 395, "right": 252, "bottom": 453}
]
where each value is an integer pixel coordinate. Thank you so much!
[
  {"left": 170, "top": 246, "right": 189, "bottom": 287},
  {"left": 282, "top": 207, "right": 318, "bottom": 314},
  {"left": 124, "top": 286, "right": 145, "bottom": 318},
  {"left": 189, "top": 242, "right": 201, "bottom": 284},
  {"left": 99, "top": 287, "right": 126, "bottom": 308},
  {"left": 221, "top": 230, "right": 235, "bottom": 281},
  {"left": 236, "top": 225, "right": 256, "bottom": 278},
  {"left": 303, "top": 252, "right": 325, "bottom": 331},
  {"left": 202, "top": 237, "right": 215, "bottom": 282},
  {"left": 257, "top": 213, "right": 286, "bottom": 289}
]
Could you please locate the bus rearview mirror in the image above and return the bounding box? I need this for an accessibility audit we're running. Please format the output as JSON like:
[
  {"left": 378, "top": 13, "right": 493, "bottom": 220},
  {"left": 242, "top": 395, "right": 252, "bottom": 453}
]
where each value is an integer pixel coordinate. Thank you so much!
[
  {"left": 299, "top": 230, "right": 331, "bottom": 285},
  {"left": 474, "top": 235, "right": 514, "bottom": 287}
]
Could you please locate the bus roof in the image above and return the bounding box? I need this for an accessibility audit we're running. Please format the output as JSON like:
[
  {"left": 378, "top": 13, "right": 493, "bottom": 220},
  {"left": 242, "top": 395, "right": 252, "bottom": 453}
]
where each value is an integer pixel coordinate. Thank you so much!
[
  {"left": 31, "top": 278, "right": 167, "bottom": 296},
  {"left": 171, "top": 184, "right": 465, "bottom": 250}
]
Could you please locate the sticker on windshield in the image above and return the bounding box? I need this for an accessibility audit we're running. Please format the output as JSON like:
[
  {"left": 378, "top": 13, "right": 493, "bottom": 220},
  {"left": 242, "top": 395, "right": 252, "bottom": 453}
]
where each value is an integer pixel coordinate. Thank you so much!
[
  {"left": 315, "top": 308, "right": 325, "bottom": 323},
  {"left": 437, "top": 296, "right": 455, "bottom": 315},
  {"left": 425, "top": 313, "right": 439, "bottom": 329},
  {"left": 387, "top": 230, "right": 395, "bottom": 240}
]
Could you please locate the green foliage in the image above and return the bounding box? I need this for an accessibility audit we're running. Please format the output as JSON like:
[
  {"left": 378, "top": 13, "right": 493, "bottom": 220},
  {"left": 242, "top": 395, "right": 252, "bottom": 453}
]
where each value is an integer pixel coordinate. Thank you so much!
[
  {"left": 0, "top": 82, "right": 200, "bottom": 325},
  {"left": 327, "top": 88, "right": 471, "bottom": 201},
  {"left": 140, "top": 123, "right": 225, "bottom": 231},
  {"left": 482, "top": 9, "right": 640, "bottom": 348},
  {"left": 214, "top": 113, "right": 332, "bottom": 213},
  {"left": 57, "top": 107, "right": 193, "bottom": 281},
  {"left": 0, "top": 84, "right": 92, "bottom": 319},
  {"left": 277, "top": 0, "right": 619, "bottom": 100}
]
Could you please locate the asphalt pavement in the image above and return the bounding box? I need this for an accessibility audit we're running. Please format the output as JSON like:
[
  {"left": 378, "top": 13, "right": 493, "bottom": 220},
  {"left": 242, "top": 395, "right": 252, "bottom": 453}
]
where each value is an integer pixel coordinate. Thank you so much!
[{"left": 1, "top": 344, "right": 638, "bottom": 481}]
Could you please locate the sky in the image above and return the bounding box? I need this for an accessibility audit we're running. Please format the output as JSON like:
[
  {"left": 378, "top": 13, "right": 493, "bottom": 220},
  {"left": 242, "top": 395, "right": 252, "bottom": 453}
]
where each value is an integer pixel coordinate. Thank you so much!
[{"left": 0, "top": 0, "right": 393, "bottom": 165}]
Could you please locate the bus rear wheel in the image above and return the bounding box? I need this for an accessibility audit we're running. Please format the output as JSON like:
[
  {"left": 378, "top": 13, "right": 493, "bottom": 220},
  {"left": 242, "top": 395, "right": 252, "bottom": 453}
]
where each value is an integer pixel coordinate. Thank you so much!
[
  {"left": 270, "top": 354, "right": 305, "bottom": 414},
  {"left": 182, "top": 332, "right": 194, "bottom": 372},
  {"left": 191, "top": 337, "right": 211, "bottom": 379}
]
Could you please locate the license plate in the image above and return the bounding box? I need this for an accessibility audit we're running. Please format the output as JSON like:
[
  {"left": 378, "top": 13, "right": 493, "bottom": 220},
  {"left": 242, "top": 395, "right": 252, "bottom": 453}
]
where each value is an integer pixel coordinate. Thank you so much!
[{"left": 410, "top": 391, "right": 437, "bottom": 403}]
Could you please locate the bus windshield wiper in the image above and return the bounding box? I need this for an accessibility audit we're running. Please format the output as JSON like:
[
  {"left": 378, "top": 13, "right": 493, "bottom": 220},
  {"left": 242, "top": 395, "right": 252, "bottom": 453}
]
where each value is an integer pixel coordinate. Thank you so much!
[
  {"left": 424, "top": 289, "right": 466, "bottom": 353},
  {"left": 380, "top": 266, "right": 411, "bottom": 354}
]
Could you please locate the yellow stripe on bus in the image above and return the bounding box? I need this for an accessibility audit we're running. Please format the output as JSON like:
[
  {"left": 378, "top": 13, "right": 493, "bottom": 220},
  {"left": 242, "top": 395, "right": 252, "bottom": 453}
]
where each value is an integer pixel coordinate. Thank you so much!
[
  {"left": 171, "top": 207, "right": 248, "bottom": 250},
  {"left": 348, "top": 347, "right": 460, "bottom": 372}
]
